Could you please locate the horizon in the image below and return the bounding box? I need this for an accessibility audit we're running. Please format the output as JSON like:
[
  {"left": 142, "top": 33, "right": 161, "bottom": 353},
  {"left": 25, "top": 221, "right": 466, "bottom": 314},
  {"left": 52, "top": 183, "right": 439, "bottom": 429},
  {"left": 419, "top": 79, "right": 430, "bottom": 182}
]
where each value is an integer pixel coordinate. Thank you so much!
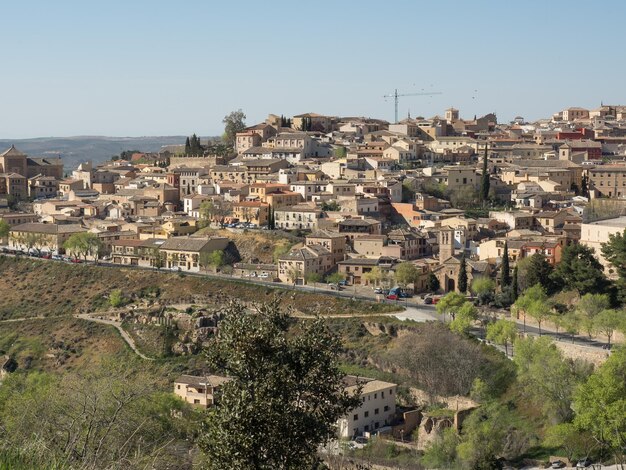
[{"left": 2, "top": 0, "right": 625, "bottom": 139}]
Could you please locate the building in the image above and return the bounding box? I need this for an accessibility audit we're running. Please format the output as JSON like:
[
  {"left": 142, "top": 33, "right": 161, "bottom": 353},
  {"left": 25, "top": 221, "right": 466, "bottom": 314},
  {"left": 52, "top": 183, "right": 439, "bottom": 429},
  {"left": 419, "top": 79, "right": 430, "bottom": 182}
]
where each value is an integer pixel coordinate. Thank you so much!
[
  {"left": 274, "top": 204, "right": 324, "bottom": 231},
  {"left": 338, "top": 376, "right": 397, "bottom": 438},
  {"left": 232, "top": 201, "right": 269, "bottom": 226},
  {"left": 8, "top": 223, "right": 86, "bottom": 253},
  {"left": 159, "top": 236, "right": 230, "bottom": 272},
  {"left": 277, "top": 244, "right": 333, "bottom": 284},
  {"left": 581, "top": 216, "right": 626, "bottom": 274},
  {"left": 173, "top": 374, "right": 230, "bottom": 408},
  {"left": 305, "top": 230, "right": 347, "bottom": 265},
  {"left": 588, "top": 164, "right": 626, "bottom": 198}
]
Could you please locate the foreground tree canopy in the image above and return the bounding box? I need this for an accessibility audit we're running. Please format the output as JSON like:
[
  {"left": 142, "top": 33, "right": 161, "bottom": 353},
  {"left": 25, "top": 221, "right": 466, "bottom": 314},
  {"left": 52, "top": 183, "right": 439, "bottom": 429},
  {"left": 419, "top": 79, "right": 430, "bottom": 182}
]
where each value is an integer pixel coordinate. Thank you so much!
[{"left": 198, "top": 299, "right": 362, "bottom": 470}]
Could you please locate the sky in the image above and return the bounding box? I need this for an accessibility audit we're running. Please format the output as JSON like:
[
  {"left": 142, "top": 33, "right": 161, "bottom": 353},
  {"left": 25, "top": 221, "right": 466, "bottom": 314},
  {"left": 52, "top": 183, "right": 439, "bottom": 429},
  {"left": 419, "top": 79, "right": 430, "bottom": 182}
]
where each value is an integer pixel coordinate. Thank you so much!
[{"left": 1, "top": 0, "right": 625, "bottom": 138}]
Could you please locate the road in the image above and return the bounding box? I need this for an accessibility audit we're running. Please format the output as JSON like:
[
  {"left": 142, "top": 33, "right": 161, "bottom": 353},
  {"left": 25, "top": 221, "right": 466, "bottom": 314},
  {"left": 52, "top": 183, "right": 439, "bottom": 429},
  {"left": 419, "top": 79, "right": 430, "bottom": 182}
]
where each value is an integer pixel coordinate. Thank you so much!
[{"left": 74, "top": 313, "right": 154, "bottom": 361}]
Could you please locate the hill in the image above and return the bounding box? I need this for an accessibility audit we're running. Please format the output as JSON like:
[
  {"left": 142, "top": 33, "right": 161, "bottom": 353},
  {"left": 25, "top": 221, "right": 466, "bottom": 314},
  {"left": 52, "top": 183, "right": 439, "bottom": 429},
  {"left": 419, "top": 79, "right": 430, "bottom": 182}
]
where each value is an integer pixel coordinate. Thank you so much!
[
  {"left": 0, "top": 256, "right": 400, "bottom": 320},
  {"left": 0, "top": 135, "right": 188, "bottom": 171}
]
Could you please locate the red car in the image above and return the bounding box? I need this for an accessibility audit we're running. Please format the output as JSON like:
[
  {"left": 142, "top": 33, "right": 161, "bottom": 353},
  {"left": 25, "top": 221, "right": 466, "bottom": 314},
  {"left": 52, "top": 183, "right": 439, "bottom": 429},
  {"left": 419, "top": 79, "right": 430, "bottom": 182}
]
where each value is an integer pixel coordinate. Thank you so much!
[
  {"left": 42, "top": 254, "right": 52, "bottom": 259},
  {"left": 386, "top": 294, "right": 398, "bottom": 300},
  {"left": 70, "top": 258, "right": 83, "bottom": 263}
]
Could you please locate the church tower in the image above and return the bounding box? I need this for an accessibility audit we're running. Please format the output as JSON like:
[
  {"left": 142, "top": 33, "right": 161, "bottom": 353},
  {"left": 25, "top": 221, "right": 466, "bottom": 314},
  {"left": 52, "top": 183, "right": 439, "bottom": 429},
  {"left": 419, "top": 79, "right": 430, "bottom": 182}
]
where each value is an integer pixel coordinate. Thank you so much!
[{"left": 438, "top": 227, "right": 455, "bottom": 262}]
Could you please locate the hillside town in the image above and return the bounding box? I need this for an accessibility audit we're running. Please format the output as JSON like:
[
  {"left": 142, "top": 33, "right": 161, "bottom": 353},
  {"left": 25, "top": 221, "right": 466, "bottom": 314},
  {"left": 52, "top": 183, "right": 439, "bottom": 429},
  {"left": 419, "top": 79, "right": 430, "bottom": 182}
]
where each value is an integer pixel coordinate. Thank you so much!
[{"left": 2, "top": 105, "right": 626, "bottom": 295}]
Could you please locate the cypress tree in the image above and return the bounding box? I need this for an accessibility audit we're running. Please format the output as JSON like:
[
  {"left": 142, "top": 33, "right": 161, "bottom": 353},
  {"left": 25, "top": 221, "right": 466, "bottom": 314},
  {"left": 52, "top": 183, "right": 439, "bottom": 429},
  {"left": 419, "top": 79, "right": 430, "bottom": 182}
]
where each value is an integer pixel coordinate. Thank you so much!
[
  {"left": 458, "top": 254, "right": 468, "bottom": 294},
  {"left": 512, "top": 265, "right": 519, "bottom": 299},
  {"left": 479, "top": 144, "right": 490, "bottom": 203},
  {"left": 500, "top": 241, "right": 511, "bottom": 287},
  {"left": 185, "top": 137, "right": 191, "bottom": 155}
]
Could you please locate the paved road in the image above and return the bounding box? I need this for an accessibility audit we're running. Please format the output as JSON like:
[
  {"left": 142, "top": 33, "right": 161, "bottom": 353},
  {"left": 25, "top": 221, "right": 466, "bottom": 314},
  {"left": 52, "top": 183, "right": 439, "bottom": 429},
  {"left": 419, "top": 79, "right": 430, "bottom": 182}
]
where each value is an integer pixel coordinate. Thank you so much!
[{"left": 74, "top": 313, "right": 154, "bottom": 361}]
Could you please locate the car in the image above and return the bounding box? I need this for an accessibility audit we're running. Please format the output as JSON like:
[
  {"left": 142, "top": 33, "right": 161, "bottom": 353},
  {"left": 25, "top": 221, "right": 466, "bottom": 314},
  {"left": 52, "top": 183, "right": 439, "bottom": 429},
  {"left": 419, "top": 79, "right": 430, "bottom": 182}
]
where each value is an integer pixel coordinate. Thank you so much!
[
  {"left": 386, "top": 294, "right": 398, "bottom": 300},
  {"left": 399, "top": 292, "right": 413, "bottom": 298},
  {"left": 551, "top": 460, "right": 566, "bottom": 469},
  {"left": 329, "top": 284, "right": 341, "bottom": 290},
  {"left": 576, "top": 458, "right": 592, "bottom": 468},
  {"left": 338, "top": 280, "right": 348, "bottom": 286},
  {"left": 70, "top": 258, "right": 83, "bottom": 263},
  {"left": 259, "top": 273, "right": 269, "bottom": 279},
  {"left": 42, "top": 253, "right": 52, "bottom": 259},
  {"left": 52, "top": 255, "right": 63, "bottom": 260},
  {"left": 424, "top": 297, "right": 433, "bottom": 304},
  {"left": 374, "top": 287, "right": 384, "bottom": 294}
]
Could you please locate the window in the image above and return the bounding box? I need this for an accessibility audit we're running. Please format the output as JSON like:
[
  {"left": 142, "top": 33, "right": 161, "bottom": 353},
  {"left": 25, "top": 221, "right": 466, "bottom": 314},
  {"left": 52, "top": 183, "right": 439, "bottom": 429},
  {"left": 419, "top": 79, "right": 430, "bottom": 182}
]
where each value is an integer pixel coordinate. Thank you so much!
[
  {"left": 384, "top": 405, "right": 389, "bottom": 412},
  {"left": 194, "top": 399, "right": 200, "bottom": 404},
  {"left": 374, "top": 408, "right": 379, "bottom": 415},
  {"left": 364, "top": 411, "right": 369, "bottom": 418},
  {"left": 353, "top": 414, "right": 358, "bottom": 420}
]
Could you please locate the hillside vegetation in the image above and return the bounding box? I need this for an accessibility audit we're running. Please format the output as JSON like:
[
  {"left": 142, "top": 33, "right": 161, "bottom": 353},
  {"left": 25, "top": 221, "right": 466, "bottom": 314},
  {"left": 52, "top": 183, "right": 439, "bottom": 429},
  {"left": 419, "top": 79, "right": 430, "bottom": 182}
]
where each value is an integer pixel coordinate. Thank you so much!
[{"left": 0, "top": 256, "right": 399, "bottom": 319}]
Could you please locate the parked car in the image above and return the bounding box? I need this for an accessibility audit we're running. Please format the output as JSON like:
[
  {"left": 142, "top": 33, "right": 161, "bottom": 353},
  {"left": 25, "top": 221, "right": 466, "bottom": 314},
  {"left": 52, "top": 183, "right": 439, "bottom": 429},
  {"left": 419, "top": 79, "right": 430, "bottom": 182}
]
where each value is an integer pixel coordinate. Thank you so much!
[
  {"left": 329, "top": 284, "right": 342, "bottom": 291},
  {"left": 386, "top": 294, "right": 398, "bottom": 300},
  {"left": 399, "top": 291, "right": 413, "bottom": 298},
  {"left": 424, "top": 296, "right": 433, "bottom": 304},
  {"left": 338, "top": 280, "right": 348, "bottom": 286},
  {"left": 551, "top": 460, "right": 566, "bottom": 469},
  {"left": 70, "top": 258, "right": 83, "bottom": 263},
  {"left": 576, "top": 458, "right": 592, "bottom": 468},
  {"left": 348, "top": 436, "right": 368, "bottom": 449},
  {"left": 259, "top": 273, "right": 269, "bottom": 279},
  {"left": 42, "top": 253, "right": 52, "bottom": 259},
  {"left": 374, "top": 287, "right": 384, "bottom": 294}
]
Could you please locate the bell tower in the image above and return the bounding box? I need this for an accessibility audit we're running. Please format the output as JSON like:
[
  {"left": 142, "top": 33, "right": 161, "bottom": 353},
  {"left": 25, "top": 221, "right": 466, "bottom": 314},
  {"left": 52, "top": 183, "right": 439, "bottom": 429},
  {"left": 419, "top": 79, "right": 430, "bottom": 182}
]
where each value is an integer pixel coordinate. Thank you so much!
[{"left": 438, "top": 227, "right": 455, "bottom": 262}]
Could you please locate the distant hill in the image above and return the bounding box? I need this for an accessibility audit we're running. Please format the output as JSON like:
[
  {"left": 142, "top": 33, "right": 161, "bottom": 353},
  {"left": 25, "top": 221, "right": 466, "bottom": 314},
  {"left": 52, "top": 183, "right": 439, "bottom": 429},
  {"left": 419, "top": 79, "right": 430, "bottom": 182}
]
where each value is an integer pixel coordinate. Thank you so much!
[{"left": 0, "top": 136, "right": 189, "bottom": 172}]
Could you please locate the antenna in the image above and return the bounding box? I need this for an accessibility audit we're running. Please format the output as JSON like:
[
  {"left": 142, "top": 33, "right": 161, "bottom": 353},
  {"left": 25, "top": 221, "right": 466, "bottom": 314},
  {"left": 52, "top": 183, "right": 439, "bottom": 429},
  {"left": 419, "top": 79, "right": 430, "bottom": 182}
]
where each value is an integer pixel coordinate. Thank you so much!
[{"left": 383, "top": 88, "right": 442, "bottom": 123}]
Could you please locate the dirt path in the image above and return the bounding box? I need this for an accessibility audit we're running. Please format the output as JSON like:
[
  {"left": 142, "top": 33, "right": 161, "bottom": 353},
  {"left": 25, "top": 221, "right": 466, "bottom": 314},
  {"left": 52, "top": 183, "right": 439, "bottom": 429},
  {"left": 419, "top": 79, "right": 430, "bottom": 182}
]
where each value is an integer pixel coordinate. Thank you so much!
[{"left": 74, "top": 313, "right": 154, "bottom": 361}]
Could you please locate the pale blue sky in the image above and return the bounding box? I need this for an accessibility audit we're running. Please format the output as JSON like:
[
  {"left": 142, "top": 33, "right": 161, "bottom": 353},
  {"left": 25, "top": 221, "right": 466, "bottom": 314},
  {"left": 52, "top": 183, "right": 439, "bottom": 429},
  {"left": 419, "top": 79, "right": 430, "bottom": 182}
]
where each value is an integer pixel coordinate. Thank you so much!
[{"left": 1, "top": 0, "right": 624, "bottom": 138}]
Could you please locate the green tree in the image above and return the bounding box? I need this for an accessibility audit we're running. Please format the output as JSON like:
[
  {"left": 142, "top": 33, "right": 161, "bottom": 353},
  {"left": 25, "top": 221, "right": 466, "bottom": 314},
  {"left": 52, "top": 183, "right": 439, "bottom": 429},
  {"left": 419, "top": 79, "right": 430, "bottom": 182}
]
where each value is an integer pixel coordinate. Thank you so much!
[
  {"left": 512, "top": 284, "right": 548, "bottom": 334},
  {"left": 222, "top": 109, "right": 246, "bottom": 147},
  {"left": 427, "top": 272, "right": 440, "bottom": 293},
  {"left": 109, "top": 289, "right": 126, "bottom": 307},
  {"left": 363, "top": 266, "right": 384, "bottom": 286},
  {"left": 458, "top": 254, "right": 468, "bottom": 294},
  {"left": 500, "top": 241, "right": 511, "bottom": 287},
  {"left": 325, "top": 272, "right": 346, "bottom": 285},
  {"left": 512, "top": 264, "right": 519, "bottom": 299},
  {"left": 198, "top": 300, "right": 362, "bottom": 470},
  {"left": 544, "top": 423, "right": 595, "bottom": 464},
  {"left": 199, "top": 199, "right": 232, "bottom": 229},
  {"left": 184, "top": 136, "right": 191, "bottom": 154},
  {"left": 514, "top": 336, "right": 591, "bottom": 423},
  {"left": 593, "top": 308, "right": 623, "bottom": 347},
  {"left": 517, "top": 253, "right": 555, "bottom": 294},
  {"left": 486, "top": 319, "right": 518, "bottom": 357},
  {"left": 551, "top": 243, "right": 607, "bottom": 295},
  {"left": 421, "top": 428, "right": 459, "bottom": 469},
  {"left": 601, "top": 228, "right": 626, "bottom": 279},
  {"left": 436, "top": 291, "right": 466, "bottom": 322},
  {"left": 450, "top": 301, "right": 478, "bottom": 335},
  {"left": 273, "top": 242, "right": 292, "bottom": 263},
  {"left": 320, "top": 200, "right": 340, "bottom": 212},
  {"left": 575, "top": 293, "right": 610, "bottom": 338},
  {"left": 479, "top": 144, "right": 490, "bottom": 203},
  {"left": 573, "top": 346, "right": 626, "bottom": 461},
  {"left": 63, "top": 232, "right": 103, "bottom": 261},
  {"left": 471, "top": 276, "right": 495, "bottom": 305},
  {"left": 0, "top": 219, "right": 9, "bottom": 240},
  {"left": 200, "top": 250, "right": 225, "bottom": 273},
  {"left": 394, "top": 262, "right": 419, "bottom": 288},
  {"left": 305, "top": 272, "right": 322, "bottom": 286},
  {"left": 333, "top": 146, "right": 347, "bottom": 158},
  {"left": 286, "top": 266, "right": 303, "bottom": 285}
]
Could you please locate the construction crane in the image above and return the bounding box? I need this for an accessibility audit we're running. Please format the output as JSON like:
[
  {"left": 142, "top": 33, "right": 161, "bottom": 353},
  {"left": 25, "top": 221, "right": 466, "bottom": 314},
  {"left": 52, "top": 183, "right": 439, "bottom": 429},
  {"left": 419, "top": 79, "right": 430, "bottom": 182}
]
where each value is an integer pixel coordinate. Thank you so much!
[{"left": 383, "top": 88, "right": 442, "bottom": 123}]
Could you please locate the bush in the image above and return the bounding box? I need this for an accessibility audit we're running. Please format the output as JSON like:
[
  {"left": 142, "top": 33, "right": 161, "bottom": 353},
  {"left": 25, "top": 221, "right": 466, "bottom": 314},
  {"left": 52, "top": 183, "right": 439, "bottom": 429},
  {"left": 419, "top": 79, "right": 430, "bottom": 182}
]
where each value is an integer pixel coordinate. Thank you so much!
[{"left": 109, "top": 289, "right": 126, "bottom": 308}]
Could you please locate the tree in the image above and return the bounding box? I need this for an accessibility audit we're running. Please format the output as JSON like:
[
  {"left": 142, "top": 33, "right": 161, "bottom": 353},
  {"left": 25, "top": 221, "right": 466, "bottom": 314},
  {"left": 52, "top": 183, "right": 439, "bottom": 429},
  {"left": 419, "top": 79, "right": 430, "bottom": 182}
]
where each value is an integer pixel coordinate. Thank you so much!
[
  {"left": 421, "top": 428, "right": 459, "bottom": 469},
  {"left": 363, "top": 266, "right": 384, "bottom": 286},
  {"left": 479, "top": 144, "right": 490, "bottom": 203},
  {"left": 63, "top": 232, "right": 103, "bottom": 261},
  {"left": 200, "top": 250, "right": 225, "bottom": 273},
  {"left": 512, "top": 284, "right": 548, "bottom": 334},
  {"left": 551, "top": 243, "right": 607, "bottom": 295},
  {"left": 458, "top": 254, "right": 468, "bottom": 294},
  {"left": 185, "top": 136, "right": 191, "bottom": 154},
  {"left": 268, "top": 205, "right": 275, "bottom": 229},
  {"left": 575, "top": 293, "right": 610, "bottom": 338},
  {"left": 527, "top": 297, "right": 551, "bottom": 336},
  {"left": 601, "top": 228, "right": 626, "bottom": 279},
  {"left": 427, "top": 272, "right": 440, "bottom": 293},
  {"left": 593, "top": 308, "right": 623, "bottom": 347},
  {"left": 486, "top": 319, "right": 518, "bottom": 357},
  {"left": 517, "top": 253, "right": 555, "bottom": 294},
  {"left": 471, "top": 276, "right": 495, "bottom": 306},
  {"left": 436, "top": 291, "right": 466, "bottom": 322},
  {"left": 544, "top": 423, "right": 595, "bottom": 464},
  {"left": 325, "top": 272, "right": 346, "bottom": 285},
  {"left": 512, "top": 264, "right": 519, "bottom": 299},
  {"left": 573, "top": 346, "right": 626, "bottom": 461},
  {"left": 450, "top": 301, "right": 478, "bottom": 335},
  {"left": 198, "top": 300, "right": 362, "bottom": 470},
  {"left": 109, "top": 289, "right": 126, "bottom": 308},
  {"left": 273, "top": 242, "right": 292, "bottom": 263},
  {"left": 320, "top": 200, "right": 340, "bottom": 212},
  {"left": 394, "top": 262, "right": 419, "bottom": 288},
  {"left": 286, "top": 266, "right": 303, "bottom": 285},
  {"left": 222, "top": 109, "right": 246, "bottom": 147},
  {"left": 0, "top": 219, "right": 9, "bottom": 240},
  {"left": 199, "top": 199, "right": 232, "bottom": 229},
  {"left": 500, "top": 241, "right": 511, "bottom": 288},
  {"left": 514, "top": 336, "right": 591, "bottom": 423},
  {"left": 305, "top": 272, "right": 321, "bottom": 286}
]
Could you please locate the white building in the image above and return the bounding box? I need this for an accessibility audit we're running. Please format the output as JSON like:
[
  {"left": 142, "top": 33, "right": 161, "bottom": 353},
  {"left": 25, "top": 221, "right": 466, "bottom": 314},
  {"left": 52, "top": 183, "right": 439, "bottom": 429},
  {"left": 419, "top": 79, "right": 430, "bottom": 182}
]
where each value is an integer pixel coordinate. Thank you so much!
[
  {"left": 581, "top": 216, "right": 626, "bottom": 276},
  {"left": 338, "top": 376, "right": 397, "bottom": 439}
]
